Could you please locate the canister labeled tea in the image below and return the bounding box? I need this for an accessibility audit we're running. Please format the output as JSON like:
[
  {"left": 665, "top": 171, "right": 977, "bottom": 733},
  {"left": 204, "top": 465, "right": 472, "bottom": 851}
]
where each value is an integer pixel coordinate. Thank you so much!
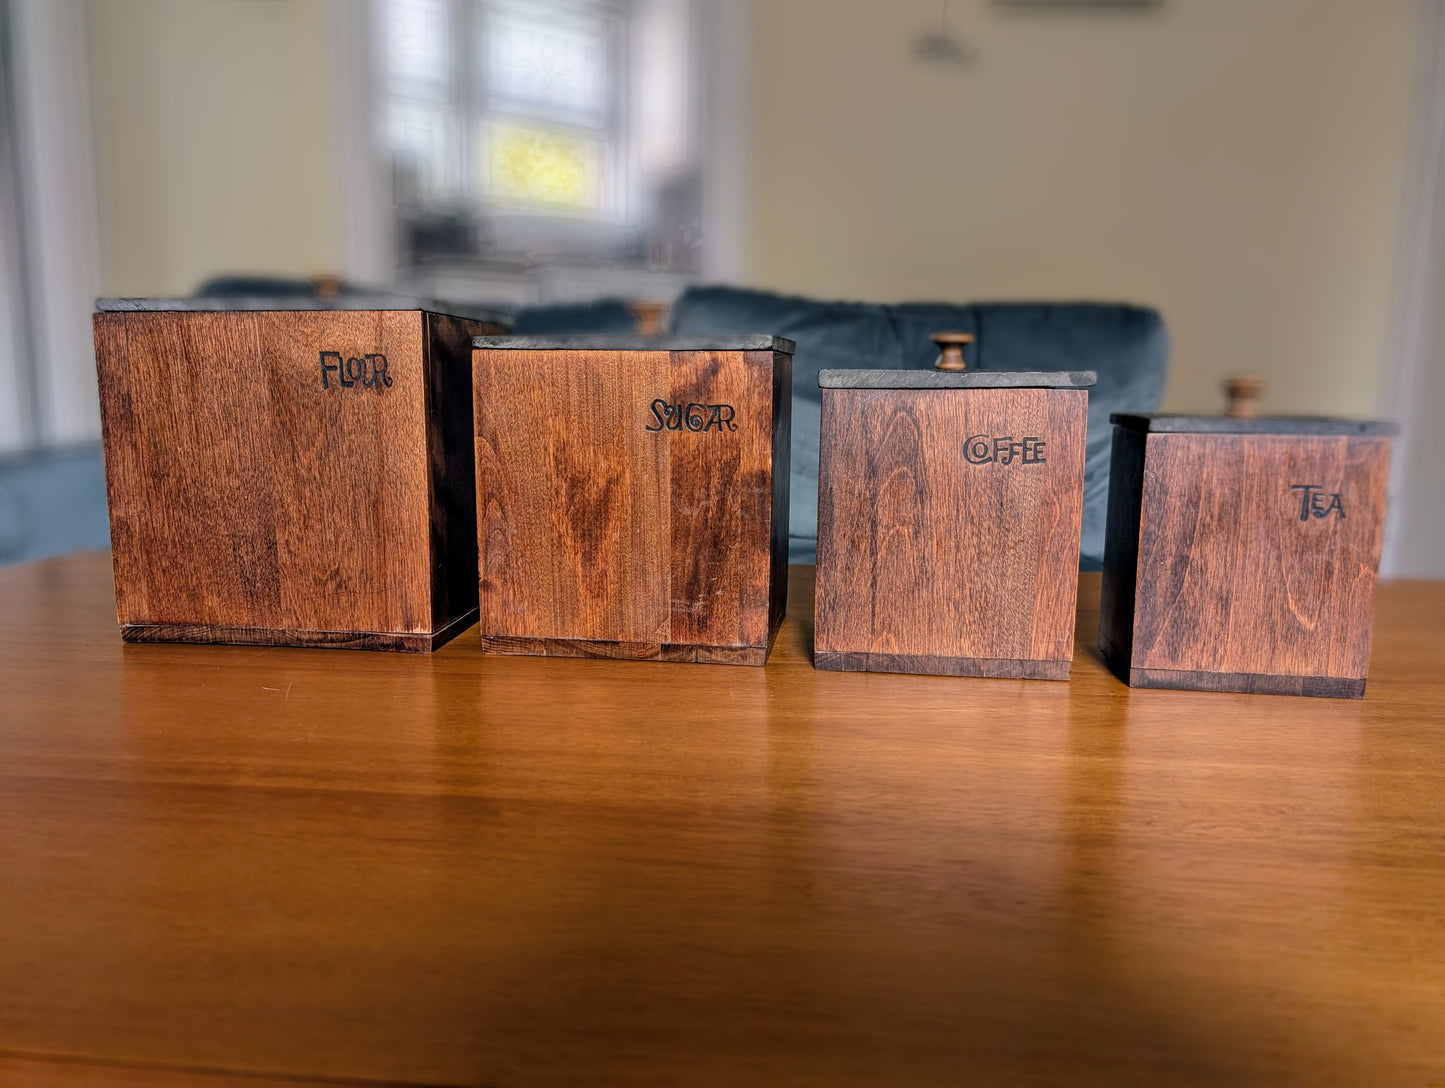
[{"left": 1099, "top": 413, "right": 1398, "bottom": 697}]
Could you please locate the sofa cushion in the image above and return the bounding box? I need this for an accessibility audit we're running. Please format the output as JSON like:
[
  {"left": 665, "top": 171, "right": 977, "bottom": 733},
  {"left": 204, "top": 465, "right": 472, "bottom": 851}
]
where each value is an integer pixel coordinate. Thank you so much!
[
  {"left": 510, "top": 298, "right": 638, "bottom": 334},
  {"left": 671, "top": 286, "right": 1168, "bottom": 566},
  {"left": 0, "top": 445, "right": 111, "bottom": 567},
  {"left": 667, "top": 286, "right": 909, "bottom": 398}
]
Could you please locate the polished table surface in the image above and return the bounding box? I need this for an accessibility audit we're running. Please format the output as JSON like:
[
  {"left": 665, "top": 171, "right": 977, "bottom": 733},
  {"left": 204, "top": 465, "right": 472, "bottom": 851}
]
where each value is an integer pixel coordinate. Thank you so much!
[{"left": 2, "top": 553, "right": 1443, "bottom": 1087}]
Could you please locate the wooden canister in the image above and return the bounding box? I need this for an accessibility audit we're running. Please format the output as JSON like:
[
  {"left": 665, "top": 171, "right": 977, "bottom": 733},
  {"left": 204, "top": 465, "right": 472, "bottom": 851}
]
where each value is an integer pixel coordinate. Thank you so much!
[
  {"left": 93, "top": 296, "right": 508, "bottom": 650},
  {"left": 472, "top": 334, "right": 794, "bottom": 665},
  {"left": 814, "top": 366, "right": 1095, "bottom": 679},
  {"left": 1099, "top": 413, "right": 1397, "bottom": 697}
]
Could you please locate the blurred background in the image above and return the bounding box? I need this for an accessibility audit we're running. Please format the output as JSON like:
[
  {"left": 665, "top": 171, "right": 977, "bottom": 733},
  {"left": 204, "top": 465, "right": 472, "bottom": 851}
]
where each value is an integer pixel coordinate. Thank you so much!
[{"left": 0, "top": 0, "right": 1441, "bottom": 574}]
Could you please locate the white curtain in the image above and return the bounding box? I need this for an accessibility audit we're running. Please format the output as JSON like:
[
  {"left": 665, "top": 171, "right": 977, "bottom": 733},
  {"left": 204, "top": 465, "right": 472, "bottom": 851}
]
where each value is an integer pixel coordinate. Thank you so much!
[
  {"left": 0, "top": 0, "right": 102, "bottom": 454},
  {"left": 0, "top": 0, "right": 34, "bottom": 453}
]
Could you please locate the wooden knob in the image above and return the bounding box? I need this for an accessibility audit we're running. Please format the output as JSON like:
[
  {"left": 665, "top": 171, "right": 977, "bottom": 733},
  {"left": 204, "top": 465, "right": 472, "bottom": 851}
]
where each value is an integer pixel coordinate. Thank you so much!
[
  {"left": 932, "top": 331, "right": 973, "bottom": 371},
  {"left": 629, "top": 299, "right": 668, "bottom": 336},
  {"left": 1224, "top": 375, "right": 1266, "bottom": 419},
  {"left": 310, "top": 273, "right": 345, "bottom": 300}
]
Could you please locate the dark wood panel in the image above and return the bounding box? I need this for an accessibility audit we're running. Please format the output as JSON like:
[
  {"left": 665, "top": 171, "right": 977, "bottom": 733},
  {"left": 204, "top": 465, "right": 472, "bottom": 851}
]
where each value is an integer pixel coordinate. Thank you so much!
[
  {"left": 767, "top": 350, "right": 793, "bottom": 643},
  {"left": 1028, "top": 390, "right": 1090, "bottom": 656},
  {"left": 121, "top": 608, "right": 477, "bottom": 654},
  {"left": 92, "top": 311, "right": 145, "bottom": 625},
  {"left": 666, "top": 350, "right": 769, "bottom": 648},
  {"left": 814, "top": 650, "right": 1071, "bottom": 680},
  {"left": 1130, "top": 434, "right": 1391, "bottom": 685},
  {"left": 1128, "top": 666, "right": 1367, "bottom": 699},
  {"left": 815, "top": 386, "right": 1087, "bottom": 674},
  {"left": 816, "top": 386, "right": 930, "bottom": 654},
  {"left": 479, "top": 635, "right": 768, "bottom": 665},
  {"left": 424, "top": 313, "right": 504, "bottom": 632},
  {"left": 474, "top": 349, "right": 669, "bottom": 643},
  {"left": 1098, "top": 424, "right": 1148, "bottom": 680},
  {"left": 95, "top": 309, "right": 488, "bottom": 649},
  {"left": 259, "top": 310, "right": 429, "bottom": 635},
  {"left": 474, "top": 347, "right": 787, "bottom": 663},
  {"left": 479, "top": 635, "right": 666, "bottom": 660},
  {"left": 97, "top": 311, "right": 283, "bottom": 629}
]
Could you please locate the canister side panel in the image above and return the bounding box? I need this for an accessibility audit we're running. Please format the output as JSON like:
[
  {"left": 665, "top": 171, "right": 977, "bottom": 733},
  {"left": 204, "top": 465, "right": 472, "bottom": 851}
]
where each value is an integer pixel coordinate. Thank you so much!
[
  {"left": 815, "top": 386, "right": 1087, "bottom": 667},
  {"left": 96, "top": 309, "right": 434, "bottom": 635},
  {"left": 1130, "top": 432, "right": 1391, "bottom": 681}
]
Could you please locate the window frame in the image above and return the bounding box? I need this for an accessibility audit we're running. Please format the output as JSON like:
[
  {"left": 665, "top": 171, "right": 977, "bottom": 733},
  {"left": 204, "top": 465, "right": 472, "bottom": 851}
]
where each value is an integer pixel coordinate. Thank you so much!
[{"left": 385, "top": 0, "right": 633, "bottom": 223}]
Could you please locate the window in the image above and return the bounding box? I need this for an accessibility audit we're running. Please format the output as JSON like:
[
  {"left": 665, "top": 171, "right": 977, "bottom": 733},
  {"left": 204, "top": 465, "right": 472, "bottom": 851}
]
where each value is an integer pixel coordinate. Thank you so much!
[
  {"left": 384, "top": 0, "right": 455, "bottom": 199},
  {"left": 481, "top": 0, "right": 619, "bottom": 214},
  {"left": 379, "top": 0, "right": 706, "bottom": 280},
  {"left": 385, "top": 0, "right": 627, "bottom": 220}
]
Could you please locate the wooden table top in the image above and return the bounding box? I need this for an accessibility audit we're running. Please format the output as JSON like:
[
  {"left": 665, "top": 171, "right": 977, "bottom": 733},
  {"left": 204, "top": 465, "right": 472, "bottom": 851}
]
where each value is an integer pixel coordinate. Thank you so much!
[{"left": 2, "top": 553, "right": 1443, "bottom": 1087}]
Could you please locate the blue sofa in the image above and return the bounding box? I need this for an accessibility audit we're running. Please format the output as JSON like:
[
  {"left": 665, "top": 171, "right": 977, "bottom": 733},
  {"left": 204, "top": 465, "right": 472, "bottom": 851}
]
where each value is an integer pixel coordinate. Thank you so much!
[
  {"left": 1, "top": 286, "right": 1166, "bottom": 571},
  {"left": 0, "top": 445, "right": 111, "bottom": 566}
]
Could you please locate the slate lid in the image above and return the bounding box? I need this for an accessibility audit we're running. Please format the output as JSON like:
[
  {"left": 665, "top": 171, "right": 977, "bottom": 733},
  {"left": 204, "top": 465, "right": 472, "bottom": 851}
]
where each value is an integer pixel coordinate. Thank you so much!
[
  {"left": 818, "top": 369, "right": 1096, "bottom": 389},
  {"left": 96, "top": 296, "right": 512, "bottom": 326},
  {"left": 1111, "top": 413, "right": 1398, "bottom": 436},
  {"left": 473, "top": 334, "right": 795, "bottom": 354}
]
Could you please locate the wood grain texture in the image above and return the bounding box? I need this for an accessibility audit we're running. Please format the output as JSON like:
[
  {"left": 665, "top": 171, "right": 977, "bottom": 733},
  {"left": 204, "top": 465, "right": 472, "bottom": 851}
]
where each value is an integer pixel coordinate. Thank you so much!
[
  {"left": 120, "top": 606, "right": 478, "bottom": 653},
  {"left": 94, "top": 309, "right": 502, "bottom": 650},
  {"left": 473, "top": 347, "right": 787, "bottom": 663},
  {"left": 478, "top": 635, "right": 768, "bottom": 665},
  {"left": 474, "top": 349, "right": 669, "bottom": 643},
  {"left": 3, "top": 553, "right": 1445, "bottom": 1087},
  {"left": 815, "top": 386, "right": 1087, "bottom": 676},
  {"left": 666, "top": 351, "right": 769, "bottom": 647},
  {"left": 813, "top": 650, "right": 1071, "bottom": 679},
  {"left": 1101, "top": 432, "right": 1391, "bottom": 696},
  {"left": 1127, "top": 666, "right": 1365, "bottom": 699}
]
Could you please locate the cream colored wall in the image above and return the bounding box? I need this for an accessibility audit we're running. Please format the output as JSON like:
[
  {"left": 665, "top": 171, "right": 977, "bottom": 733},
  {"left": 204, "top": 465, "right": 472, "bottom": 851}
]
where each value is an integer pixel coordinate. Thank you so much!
[
  {"left": 744, "top": 0, "right": 1417, "bottom": 415},
  {"left": 83, "top": 0, "right": 1417, "bottom": 415},
  {"left": 87, "top": 0, "right": 342, "bottom": 297}
]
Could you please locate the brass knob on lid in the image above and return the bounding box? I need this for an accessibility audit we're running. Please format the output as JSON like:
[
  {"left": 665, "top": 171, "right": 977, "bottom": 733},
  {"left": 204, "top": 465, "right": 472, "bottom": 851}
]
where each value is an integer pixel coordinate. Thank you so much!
[
  {"left": 1224, "top": 375, "right": 1266, "bottom": 419},
  {"left": 629, "top": 299, "right": 668, "bottom": 336},
  {"left": 310, "top": 273, "right": 345, "bottom": 300},
  {"left": 932, "top": 331, "right": 973, "bottom": 371}
]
